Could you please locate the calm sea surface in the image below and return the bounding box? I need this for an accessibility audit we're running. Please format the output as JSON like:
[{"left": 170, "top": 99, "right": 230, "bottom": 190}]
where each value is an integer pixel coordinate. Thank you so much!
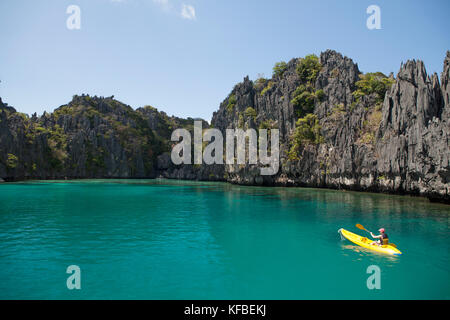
[{"left": 0, "top": 179, "right": 448, "bottom": 299}]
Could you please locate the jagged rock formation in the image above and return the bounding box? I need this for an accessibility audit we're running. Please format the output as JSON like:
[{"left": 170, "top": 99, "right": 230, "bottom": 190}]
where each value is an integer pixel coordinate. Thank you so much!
[
  {"left": 0, "top": 95, "right": 172, "bottom": 180},
  {"left": 375, "top": 55, "right": 449, "bottom": 201},
  {"left": 0, "top": 94, "right": 218, "bottom": 182},
  {"left": 1, "top": 50, "right": 449, "bottom": 202},
  {"left": 210, "top": 50, "right": 450, "bottom": 202}
]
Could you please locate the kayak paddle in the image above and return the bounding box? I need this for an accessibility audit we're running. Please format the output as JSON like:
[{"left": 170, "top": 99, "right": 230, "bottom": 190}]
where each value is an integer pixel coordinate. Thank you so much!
[
  {"left": 355, "top": 224, "right": 397, "bottom": 248},
  {"left": 356, "top": 223, "right": 372, "bottom": 234}
]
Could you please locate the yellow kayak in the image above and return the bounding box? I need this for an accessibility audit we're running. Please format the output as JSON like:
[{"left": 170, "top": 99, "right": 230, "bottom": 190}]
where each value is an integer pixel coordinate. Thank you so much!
[{"left": 338, "top": 228, "right": 402, "bottom": 256}]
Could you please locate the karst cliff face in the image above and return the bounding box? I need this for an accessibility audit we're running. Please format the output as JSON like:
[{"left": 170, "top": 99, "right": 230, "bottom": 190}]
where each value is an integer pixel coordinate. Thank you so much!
[
  {"left": 1, "top": 50, "right": 449, "bottom": 202},
  {"left": 0, "top": 95, "right": 174, "bottom": 180},
  {"left": 209, "top": 50, "right": 449, "bottom": 202}
]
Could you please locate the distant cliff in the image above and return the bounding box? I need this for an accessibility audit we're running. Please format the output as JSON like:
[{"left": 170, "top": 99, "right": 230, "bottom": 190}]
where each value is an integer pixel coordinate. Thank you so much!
[
  {"left": 0, "top": 95, "right": 200, "bottom": 180},
  {"left": 1, "top": 50, "right": 449, "bottom": 202}
]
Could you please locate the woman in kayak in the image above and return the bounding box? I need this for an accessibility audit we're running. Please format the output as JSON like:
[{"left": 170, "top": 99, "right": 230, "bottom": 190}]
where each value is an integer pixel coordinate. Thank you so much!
[{"left": 370, "top": 228, "right": 389, "bottom": 246}]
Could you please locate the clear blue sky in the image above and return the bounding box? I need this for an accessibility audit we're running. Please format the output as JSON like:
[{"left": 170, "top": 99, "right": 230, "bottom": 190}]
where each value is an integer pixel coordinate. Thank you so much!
[{"left": 0, "top": 0, "right": 449, "bottom": 121}]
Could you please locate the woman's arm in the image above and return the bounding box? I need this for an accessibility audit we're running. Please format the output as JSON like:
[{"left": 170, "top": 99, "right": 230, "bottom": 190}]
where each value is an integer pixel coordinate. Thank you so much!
[{"left": 370, "top": 232, "right": 381, "bottom": 239}]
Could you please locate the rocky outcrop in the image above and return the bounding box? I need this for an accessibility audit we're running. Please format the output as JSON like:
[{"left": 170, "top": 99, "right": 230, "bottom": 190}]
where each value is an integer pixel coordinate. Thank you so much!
[
  {"left": 375, "top": 56, "right": 449, "bottom": 200},
  {"left": 0, "top": 95, "right": 171, "bottom": 180},
  {"left": 211, "top": 50, "right": 450, "bottom": 203},
  {"left": 1, "top": 50, "right": 449, "bottom": 203},
  {"left": 156, "top": 151, "right": 225, "bottom": 181}
]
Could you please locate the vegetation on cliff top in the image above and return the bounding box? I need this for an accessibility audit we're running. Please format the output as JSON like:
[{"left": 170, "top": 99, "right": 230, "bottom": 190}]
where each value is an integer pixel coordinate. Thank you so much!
[
  {"left": 352, "top": 72, "right": 395, "bottom": 104},
  {"left": 291, "top": 55, "right": 325, "bottom": 117},
  {"left": 273, "top": 61, "right": 288, "bottom": 78},
  {"left": 296, "top": 54, "right": 322, "bottom": 83}
]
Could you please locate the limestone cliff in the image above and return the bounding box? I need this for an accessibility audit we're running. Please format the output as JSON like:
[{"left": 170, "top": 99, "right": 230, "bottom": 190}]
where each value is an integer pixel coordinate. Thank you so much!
[
  {"left": 1, "top": 50, "right": 449, "bottom": 202},
  {"left": 0, "top": 95, "right": 168, "bottom": 179},
  {"left": 210, "top": 50, "right": 449, "bottom": 202}
]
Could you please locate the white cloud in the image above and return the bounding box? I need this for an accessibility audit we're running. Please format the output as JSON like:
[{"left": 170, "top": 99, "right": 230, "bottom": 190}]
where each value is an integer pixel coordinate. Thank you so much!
[
  {"left": 181, "top": 4, "right": 196, "bottom": 20},
  {"left": 109, "top": 0, "right": 196, "bottom": 21},
  {"left": 153, "top": 0, "right": 171, "bottom": 11}
]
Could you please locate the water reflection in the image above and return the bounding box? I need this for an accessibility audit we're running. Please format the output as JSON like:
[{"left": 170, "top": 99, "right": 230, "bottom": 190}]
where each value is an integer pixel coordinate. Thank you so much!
[{"left": 340, "top": 244, "right": 401, "bottom": 264}]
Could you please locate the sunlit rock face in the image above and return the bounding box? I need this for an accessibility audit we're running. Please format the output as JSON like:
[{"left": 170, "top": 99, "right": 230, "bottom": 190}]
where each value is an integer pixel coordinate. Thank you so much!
[{"left": 1, "top": 51, "right": 449, "bottom": 202}]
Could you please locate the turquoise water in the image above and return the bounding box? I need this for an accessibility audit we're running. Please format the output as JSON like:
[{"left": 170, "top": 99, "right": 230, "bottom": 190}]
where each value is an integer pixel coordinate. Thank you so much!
[{"left": 0, "top": 179, "right": 448, "bottom": 299}]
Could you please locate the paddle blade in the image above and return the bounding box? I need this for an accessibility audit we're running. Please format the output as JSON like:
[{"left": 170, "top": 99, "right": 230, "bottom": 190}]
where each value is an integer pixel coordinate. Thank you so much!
[{"left": 356, "top": 224, "right": 372, "bottom": 234}]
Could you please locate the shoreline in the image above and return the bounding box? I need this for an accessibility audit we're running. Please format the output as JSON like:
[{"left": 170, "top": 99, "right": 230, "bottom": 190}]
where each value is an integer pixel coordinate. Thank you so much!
[{"left": 2, "top": 175, "right": 449, "bottom": 205}]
